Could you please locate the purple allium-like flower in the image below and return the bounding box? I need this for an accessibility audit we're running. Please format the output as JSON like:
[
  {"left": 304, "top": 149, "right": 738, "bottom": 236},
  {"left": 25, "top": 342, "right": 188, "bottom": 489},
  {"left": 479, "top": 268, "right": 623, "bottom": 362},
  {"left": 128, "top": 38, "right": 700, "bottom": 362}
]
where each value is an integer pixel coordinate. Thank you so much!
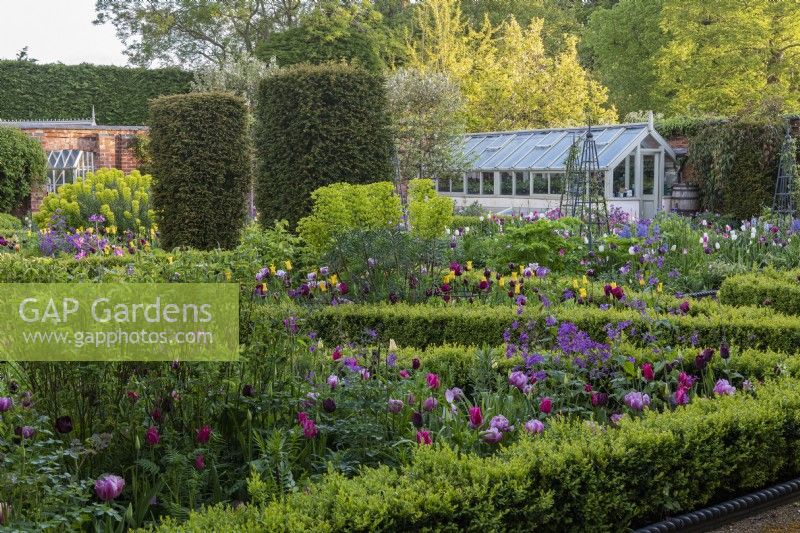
[
  {"left": 508, "top": 371, "right": 528, "bottom": 391},
  {"left": 95, "top": 474, "right": 125, "bottom": 501},
  {"left": 623, "top": 391, "right": 650, "bottom": 411},
  {"left": 388, "top": 399, "right": 404, "bottom": 413},
  {"left": 713, "top": 379, "right": 736, "bottom": 396},
  {"left": 0, "top": 397, "right": 12, "bottom": 412},
  {"left": 422, "top": 397, "right": 438, "bottom": 412},
  {"left": 524, "top": 419, "right": 545, "bottom": 434},
  {"left": 482, "top": 426, "right": 504, "bottom": 444}
]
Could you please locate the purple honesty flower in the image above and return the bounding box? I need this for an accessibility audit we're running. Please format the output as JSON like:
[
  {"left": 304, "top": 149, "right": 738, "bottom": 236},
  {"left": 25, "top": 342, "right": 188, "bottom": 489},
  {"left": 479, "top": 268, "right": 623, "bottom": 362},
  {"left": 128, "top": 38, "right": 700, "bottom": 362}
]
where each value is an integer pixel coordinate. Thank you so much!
[
  {"left": 0, "top": 397, "right": 11, "bottom": 412},
  {"left": 713, "top": 379, "right": 736, "bottom": 396},
  {"left": 88, "top": 214, "right": 106, "bottom": 223},
  {"left": 524, "top": 419, "right": 544, "bottom": 434},
  {"left": 624, "top": 391, "right": 650, "bottom": 411},
  {"left": 386, "top": 352, "right": 397, "bottom": 367},
  {"left": 545, "top": 315, "right": 558, "bottom": 327}
]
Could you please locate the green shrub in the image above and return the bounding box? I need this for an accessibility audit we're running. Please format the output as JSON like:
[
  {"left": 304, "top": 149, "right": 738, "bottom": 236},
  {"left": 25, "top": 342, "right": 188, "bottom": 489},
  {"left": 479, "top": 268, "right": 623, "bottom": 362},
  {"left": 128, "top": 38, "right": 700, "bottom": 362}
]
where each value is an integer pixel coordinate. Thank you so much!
[
  {"left": 149, "top": 378, "right": 800, "bottom": 532},
  {"left": 719, "top": 270, "right": 800, "bottom": 315},
  {"left": 407, "top": 178, "right": 454, "bottom": 239},
  {"left": 0, "top": 60, "right": 191, "bottom": 124},
  {"left": 149, "top": 92, "right": 250, "bottom": 250},
  {"left": 689, "top": 112, "right": 785, "bottom": 219},
  {"left": 0, "top": 212, "right": 22, "bottom": 230},
  {"left": 272, "top": 301, "right": 800, "bottom": 353},
  {"left": 33, "top": 168, "right": 154, "bottom": 235},
  {"left": 296, "top": 182, "right": 401, "bottom": 256},
  {"left": 0, "top": 127, "right": 46, "bottom": 212},
  {"left": 488, "top": 218, "right": 579, "bottom": 270},
  {"left": 255, "top": 63, "right": 393, "bottom": 228}
]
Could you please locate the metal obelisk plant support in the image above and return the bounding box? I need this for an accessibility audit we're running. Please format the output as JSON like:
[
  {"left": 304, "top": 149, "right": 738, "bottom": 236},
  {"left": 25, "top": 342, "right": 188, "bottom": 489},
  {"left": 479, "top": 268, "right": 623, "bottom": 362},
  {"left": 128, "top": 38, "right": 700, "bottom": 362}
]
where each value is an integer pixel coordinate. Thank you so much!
[
  {"left": 772, "top": 127, "right": 797, "bottom": 222},
  {"left": 560, "top": 126, "right": 609, "bottom": 251}
]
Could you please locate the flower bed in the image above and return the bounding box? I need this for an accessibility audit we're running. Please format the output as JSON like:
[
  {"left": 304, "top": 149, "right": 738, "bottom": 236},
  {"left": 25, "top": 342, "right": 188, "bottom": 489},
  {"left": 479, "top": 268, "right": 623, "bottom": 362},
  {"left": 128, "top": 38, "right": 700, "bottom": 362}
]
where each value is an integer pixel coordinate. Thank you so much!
[{"left": 146, "top": 378, "right": 800, "bottom": 532}]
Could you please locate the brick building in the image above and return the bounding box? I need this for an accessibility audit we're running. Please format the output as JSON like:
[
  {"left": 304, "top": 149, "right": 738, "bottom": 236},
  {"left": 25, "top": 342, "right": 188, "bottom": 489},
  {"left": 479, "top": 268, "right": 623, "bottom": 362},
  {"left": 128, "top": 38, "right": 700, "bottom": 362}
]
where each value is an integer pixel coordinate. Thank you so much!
[{"left": 1, "top": 115, "right": 147, "bottom": 214}]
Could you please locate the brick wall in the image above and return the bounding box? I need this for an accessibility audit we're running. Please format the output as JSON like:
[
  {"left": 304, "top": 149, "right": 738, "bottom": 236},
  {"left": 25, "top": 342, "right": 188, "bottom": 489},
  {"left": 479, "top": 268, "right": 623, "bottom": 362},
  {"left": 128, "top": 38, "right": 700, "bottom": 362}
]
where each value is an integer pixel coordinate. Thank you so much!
[{"left": 15, "top": 125, "right": 148, "bottom": 213}]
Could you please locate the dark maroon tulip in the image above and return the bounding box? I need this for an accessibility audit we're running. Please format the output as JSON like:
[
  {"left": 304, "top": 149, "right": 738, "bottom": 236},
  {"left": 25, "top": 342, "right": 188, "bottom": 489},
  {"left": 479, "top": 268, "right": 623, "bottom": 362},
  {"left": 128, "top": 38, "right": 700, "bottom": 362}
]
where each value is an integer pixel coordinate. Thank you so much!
[
  {"left": 411, "top": 411, "right": 423, "bottom": 428},
  {"left": 55, "top": 415, "right": 73, "bottom": 434},
  {"left": 322, "top": 398, "right": 336, "bottom": 413}
]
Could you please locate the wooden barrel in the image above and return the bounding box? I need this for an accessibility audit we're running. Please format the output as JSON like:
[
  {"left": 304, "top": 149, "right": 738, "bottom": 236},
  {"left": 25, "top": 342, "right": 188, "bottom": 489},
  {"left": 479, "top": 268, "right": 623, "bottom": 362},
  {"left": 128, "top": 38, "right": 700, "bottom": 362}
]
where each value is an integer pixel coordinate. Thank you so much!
[{"left": 671, "top": 182, "right": 700, "bottom": 214}]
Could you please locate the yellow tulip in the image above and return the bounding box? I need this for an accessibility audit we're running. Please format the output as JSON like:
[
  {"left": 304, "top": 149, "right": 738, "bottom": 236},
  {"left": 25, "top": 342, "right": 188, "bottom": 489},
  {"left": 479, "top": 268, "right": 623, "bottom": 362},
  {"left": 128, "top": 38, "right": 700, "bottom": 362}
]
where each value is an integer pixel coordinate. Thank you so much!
[
  {"left": 319, "top": 281, "right": 327, "bottom": 292},
  {"left": 639, "top": 278, "right": 645, "bottom": 286},
  {"left": 499, "top": 277, "right": 506, "bottom": 288},
  {"left": 270, "top": 264, "right": 276, "bottom": 275},
  {"left": 466, "top": 261, "right": 473, "bottom": 271},
  {"left": 284, "top": 260, "right": 293, "bottom": 271},
  {"left": 329, "top": 274, "right": 338, "bottom": 286},
  {"left": 168, "top": 256, "right": 173, "bottom": 264},
  {"left": 225, "top": 271, "right": 232, "bottom": 281},
  {"left": 579, "top": 288, "right": 587, "bottom": 299},
  {"left": 514, "top": 283, "right": 521, "bottom": 294},
  {"left": 572, "top": 278, "right": 578, "bottom": 289},
  {"left": 657, "top": 283, "right": 663, "bottom": 293},
  {"left": 582, "top": 275, "right": 588, "bottom": 286}
]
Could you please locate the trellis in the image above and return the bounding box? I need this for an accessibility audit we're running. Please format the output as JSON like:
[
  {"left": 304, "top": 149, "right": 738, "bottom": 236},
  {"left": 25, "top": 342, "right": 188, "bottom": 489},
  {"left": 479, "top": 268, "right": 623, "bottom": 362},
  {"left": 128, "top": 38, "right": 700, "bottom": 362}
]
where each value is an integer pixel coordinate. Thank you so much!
[{"left": 772, "top": 128, "right": 797, "bottom": 220}]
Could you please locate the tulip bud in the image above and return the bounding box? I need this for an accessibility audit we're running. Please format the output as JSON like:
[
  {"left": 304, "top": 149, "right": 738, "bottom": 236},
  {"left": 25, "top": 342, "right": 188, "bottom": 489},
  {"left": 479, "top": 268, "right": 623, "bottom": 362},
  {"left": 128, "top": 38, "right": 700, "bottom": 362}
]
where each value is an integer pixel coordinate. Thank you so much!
[{"left": 135, "top": 435, "right": 141, "bottom": 452}]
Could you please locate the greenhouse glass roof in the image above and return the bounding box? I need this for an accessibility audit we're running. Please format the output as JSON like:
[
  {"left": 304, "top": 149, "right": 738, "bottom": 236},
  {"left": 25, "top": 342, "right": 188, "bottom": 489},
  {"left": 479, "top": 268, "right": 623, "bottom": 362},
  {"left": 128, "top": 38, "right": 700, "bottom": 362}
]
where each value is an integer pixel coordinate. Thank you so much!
[{"left": 461, "top": 123, "right": 671, "bottom": 171}]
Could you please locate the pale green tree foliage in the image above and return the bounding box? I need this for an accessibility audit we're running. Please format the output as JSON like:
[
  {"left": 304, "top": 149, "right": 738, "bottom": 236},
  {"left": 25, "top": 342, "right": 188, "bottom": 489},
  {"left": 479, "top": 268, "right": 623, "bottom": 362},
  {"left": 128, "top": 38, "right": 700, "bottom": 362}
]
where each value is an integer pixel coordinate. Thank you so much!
[
  {"left": 407, "top": 0, "right": 616, "bottom": 131},
  {"left": 387, "top": 68, "right": 468, "bottom": 188},
  {"left": 656, "top": 0, "right": 800, "bottom": 115},
  {"left": 191, "top": 53, "right": 277, "bottom": 109}
]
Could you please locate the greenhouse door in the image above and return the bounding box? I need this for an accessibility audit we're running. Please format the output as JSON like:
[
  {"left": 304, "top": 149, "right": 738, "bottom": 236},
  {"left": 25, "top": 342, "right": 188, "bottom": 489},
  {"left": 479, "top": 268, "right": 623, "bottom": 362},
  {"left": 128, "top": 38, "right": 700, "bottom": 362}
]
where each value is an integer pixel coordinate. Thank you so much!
[{"left": 640, "top": 152, "right": 659, "bottom": 219}]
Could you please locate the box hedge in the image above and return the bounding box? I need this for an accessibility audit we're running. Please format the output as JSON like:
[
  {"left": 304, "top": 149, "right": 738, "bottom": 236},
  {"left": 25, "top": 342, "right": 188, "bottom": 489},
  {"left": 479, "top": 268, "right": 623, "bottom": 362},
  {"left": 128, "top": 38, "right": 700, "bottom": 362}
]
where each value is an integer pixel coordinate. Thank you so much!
[
  {"left": 146, "top": 378, "right": 800, "bottom": 532},
  {"left": 719, "top": 270, "right": 800, "bottom": 315},
  {"left": 255, "top": 63, "right": 393, "bottom": 228},
  {"left": 149, "top": 92, "right": 250, "bottom": 250}
]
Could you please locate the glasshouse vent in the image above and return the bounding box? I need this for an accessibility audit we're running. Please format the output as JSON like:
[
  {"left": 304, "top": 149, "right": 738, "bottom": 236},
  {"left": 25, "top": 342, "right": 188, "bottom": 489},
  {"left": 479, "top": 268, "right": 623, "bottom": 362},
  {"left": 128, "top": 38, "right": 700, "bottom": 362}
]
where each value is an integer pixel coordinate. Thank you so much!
[{"left": 438, "top": 117, "right": 678, "bottom": 219}]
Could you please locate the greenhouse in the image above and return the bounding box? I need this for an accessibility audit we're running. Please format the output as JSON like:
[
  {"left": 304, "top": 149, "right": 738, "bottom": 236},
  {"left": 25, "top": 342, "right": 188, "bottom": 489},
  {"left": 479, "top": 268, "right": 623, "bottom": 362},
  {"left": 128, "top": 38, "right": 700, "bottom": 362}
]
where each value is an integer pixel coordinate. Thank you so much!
[
  {"left": 46, "top": 149, "right": 95, "bottom": 193},
  {"left": 438, "top": 117, "right": 678, "bottom": 218}
]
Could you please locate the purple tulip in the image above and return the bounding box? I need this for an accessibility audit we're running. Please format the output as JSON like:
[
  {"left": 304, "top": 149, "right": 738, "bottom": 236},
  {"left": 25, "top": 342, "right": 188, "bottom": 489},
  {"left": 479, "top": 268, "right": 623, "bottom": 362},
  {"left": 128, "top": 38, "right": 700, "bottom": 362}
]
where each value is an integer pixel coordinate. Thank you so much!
[
  {"left": 422, "top": 397, "right": 438, "bottom": 412},
  {"left": 194, "top": 454, "right": 206, "bottom": 471},
  {"left": 387, "top": 399, "right": 404, "bottom": 413},
  {"left": 416, "top": 430, "right": 432, "bottom": 445},
  {"left": 196, "top": 425, "right": 212, "bottom": 444},
  {"left": 145, "top": 426, "right": 160, "bottom": 446},
  {"left": 539, "top": 397, "right": 553, "bottom": 415},
  {"left": 326, "top": 375, "right": 339, "bottom": 390},
  {"left": 508, "top": 371, "right": 528, "bottom": 391},
  {"left": 0, "top": 397, "right": 12, "bottom": 412},
  {"left": 468, "top": 406, "right": 483, "bottom": 429},
  {"left": 482, "top": 427, "right": 503, "bottom": 444},
  {"left": 322, "top": 398, "right": 336, "bottom": 413},
  {"left": 426, "top": 373, "right": 440, "bottom": 389},
  {"left": 411, "top": 411, "right": 423, "bottom": 428},
  {"left": 489, "top": 415, "right": 513, "bottom": 432},
  {"left": 713, "top": 379, "right": 736, "bottom": 396},
  {"left": 95, "top": 474, "right": 125, "bottom": 501},
  {"left": 624, "top": 391, "right": 651, "bottom": 412},
  {"left": 444, "top": 387, "right": 463, "bottom": 404},
  {"left": 524, "top": 419, "right": 544, "bottom": 434}
]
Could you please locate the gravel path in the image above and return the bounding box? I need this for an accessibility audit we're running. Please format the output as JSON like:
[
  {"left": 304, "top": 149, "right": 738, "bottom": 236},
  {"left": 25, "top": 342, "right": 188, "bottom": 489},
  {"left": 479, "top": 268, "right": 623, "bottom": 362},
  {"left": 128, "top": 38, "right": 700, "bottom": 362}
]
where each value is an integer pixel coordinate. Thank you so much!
[{"left": 709, "top": 500, "right": 800, "bottom": 532}]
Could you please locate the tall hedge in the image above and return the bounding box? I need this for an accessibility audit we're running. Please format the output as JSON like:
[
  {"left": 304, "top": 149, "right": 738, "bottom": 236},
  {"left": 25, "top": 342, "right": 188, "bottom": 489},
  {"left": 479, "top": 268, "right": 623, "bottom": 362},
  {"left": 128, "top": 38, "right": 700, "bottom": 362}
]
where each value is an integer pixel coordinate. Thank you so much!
[
  {"left": 149, "top": 93, "right": 250, "bottom": 250},
  {"left": 0, "top": 127, "right": 46, "bottom": 212},
  {"left": 689, "top": 115, "right": 786, "bottom": 219},
  {"left": 0, "top": 61, "right": 191, "bottom": 124},
  {"left": 255, "top": 63, "right": 393, "bottom": 228}
]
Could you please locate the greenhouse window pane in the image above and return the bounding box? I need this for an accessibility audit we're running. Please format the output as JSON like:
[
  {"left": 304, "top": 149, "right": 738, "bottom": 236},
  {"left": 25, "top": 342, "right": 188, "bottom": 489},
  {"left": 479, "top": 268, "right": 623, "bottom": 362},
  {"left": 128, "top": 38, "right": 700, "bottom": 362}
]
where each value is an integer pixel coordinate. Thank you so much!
[
  {"left": 515, "top": 171, "right": 529, "bottom": 195},
  {"left": 482, "top": 172, "right": 495, "bottom": 195},
  {"left": 533, "top": 173, "right": 548, "bottom": 194},
  {"left": 643, "top": 155, "right": 655, "bottom": 195},
  {"left": 437, "top": 178, "right": 450, "bottom": 193},
  {"left": 452, "top": 175, "right": 464, "bottom": 193},
  {"left": 549, "top": 173, "right": 565, "bottom": 195},
  {"left": 500, "top": 172, "right": 513, "bottom": 195},
  {"left": 467, "top": 174, "right": 480, "bottom": 195}
]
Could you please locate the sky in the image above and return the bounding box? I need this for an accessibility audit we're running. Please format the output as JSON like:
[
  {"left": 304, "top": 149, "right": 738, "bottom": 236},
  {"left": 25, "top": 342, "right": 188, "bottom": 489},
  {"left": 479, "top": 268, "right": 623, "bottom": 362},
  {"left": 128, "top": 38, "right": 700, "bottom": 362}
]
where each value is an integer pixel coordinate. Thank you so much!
[{"left": 0, "top": 0, "right": 128, "bottom": 65}]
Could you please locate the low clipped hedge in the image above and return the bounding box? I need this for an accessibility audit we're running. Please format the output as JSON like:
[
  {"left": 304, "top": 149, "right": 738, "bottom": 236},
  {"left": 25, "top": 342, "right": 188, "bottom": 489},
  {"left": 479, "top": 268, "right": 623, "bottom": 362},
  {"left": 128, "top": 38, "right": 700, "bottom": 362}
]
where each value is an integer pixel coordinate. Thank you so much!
[
  {"left": 148, "top": 378, "right": 800, "bottom": 532},
  {"left": 268, "top": 301, "right": 800, "bottom": 353},
  {"left": 719, "top": 270, "right": 800, "bottom": 315}
]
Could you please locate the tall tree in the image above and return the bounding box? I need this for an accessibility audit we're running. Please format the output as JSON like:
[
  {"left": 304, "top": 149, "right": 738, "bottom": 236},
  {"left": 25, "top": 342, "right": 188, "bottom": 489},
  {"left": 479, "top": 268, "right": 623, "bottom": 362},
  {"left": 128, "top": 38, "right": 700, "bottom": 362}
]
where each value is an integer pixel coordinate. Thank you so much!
[
  {"left": 256, "top": 1, "right": 399, "bottom": 71},
  {"left": 407, "top": 0, "right": 616, "bottom": 131},
  {"left": 583, "top": 0, "right": 667, "bottom": 116},
  {"left": 656, "top": 0, "right": 800, "bottom": 115},
  {"left": 387, "top": 69, "right": 467, "bottom": 187},
  {"left": 94, "top": 0, "right": 305, "bottom": 66}
]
